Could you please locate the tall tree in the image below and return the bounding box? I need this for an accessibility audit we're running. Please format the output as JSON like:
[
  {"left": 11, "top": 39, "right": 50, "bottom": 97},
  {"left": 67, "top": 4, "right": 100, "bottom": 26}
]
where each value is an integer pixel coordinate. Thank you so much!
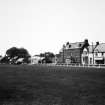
[
  {"left": 5, "top": 47, "right": 30, "bottom": 64},
  {"left": 40, "top": 52, "right": 55, "bottom": 63},
  {"left": 6, "top": 47, "right": 18, "bottom": 58}
]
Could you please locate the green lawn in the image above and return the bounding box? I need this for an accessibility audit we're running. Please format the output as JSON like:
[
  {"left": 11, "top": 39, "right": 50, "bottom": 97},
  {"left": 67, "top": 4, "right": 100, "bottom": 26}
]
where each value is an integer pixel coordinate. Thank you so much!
[{"left": 0, "top": 64, "right": 105, "bottom": 105}]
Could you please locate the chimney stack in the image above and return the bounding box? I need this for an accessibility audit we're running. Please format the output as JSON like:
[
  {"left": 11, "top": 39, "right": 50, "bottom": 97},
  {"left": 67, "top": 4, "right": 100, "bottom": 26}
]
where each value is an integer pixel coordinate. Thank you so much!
[{"left": 96, "top": 41, "right": 99, "bottom": 46}]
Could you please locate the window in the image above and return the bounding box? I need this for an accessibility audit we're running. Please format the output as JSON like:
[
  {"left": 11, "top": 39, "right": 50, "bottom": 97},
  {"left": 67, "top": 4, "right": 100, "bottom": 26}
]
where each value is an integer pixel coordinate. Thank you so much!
[
  {"left": 90, "top": 58, "right": 92, "bottom": 64},
  {"left": 102, "top": 52, "right": 104, "bottom": 56},
  {"left": 83, "top": 57, "right": 85, "bottom": 62},
  {"left": 83, "top": 48, "right": 88, "bottom": 55},
  {"left": 83, "top": 51, "right": 87, "bottom": 55}
]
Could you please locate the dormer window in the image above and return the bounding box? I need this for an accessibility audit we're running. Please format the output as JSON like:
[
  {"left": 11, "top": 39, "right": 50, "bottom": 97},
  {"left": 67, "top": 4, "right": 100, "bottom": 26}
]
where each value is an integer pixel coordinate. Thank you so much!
[{"left": 83, "top": 48, "right": 88, "bottom": 55}]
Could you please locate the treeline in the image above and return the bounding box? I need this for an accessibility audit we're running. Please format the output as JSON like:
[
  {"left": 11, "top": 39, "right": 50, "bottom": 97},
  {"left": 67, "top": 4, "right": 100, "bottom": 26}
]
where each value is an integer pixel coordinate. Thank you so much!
[
  {"left": 0, "top": 47, "right": 30, "bottom": 64},
  {"left": 0, "top": 47, "right": 55, "bottom": 64}
]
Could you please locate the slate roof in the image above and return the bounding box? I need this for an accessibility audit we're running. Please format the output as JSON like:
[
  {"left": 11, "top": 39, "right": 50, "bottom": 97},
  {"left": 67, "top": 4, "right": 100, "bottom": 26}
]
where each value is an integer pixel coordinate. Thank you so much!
[
  {"left": 65, "top": 42, "right": 84, "bottom": 49},
  {"left": 94, "top": 43, "right": 105, "bottom": 52}
]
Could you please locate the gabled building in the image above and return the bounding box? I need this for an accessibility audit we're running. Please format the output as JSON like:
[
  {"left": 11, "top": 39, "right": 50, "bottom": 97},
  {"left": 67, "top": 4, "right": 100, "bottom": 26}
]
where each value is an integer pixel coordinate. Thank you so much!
[
  {"left": 57, "top": 39, "right": 89, "bottom": 64},
  {"left": 82, "top": 42, "right": 105, "bottom": 65},
  {"left": 94, "top": 43, "right": 105, "bottom": 64}
]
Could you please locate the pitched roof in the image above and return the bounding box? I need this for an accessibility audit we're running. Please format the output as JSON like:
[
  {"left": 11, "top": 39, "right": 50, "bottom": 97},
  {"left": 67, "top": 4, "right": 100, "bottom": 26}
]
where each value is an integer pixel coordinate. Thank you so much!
[
  {"left": 94, "top": 43, "right": 105, "bottom": 52},
  {"left": 65, "top": 42, "right": 84, "bottom": 49}
]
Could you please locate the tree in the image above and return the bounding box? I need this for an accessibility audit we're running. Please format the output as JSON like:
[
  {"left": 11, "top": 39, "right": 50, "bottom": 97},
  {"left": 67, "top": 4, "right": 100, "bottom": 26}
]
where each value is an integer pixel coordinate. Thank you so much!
[
  {"left": 6, "top": 47, "right": 18, "bottom": 58},
  {"left": 40, "top": 52, "right": 55, "bottom": 63},
  {"left": 4, "top": 47, "right": 30, "bottom": 64},
  {"left": 82, "top": 39, "right": 89, "bottom": 49},
  {"left": 18, "top": 48, "right": 30, "bottom": 58}
]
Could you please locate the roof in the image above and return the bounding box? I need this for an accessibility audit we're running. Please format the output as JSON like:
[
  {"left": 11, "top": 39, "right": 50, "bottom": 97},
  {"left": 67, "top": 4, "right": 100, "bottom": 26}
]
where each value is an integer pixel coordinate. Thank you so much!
[
  {"left": 94, "top": 43, "right": 105, "bottom": 52},
  {"left": 55, "top": 54, "right": 61, "bottom": 57},
  {"left": 65, "top": 42, "right": 84, "bottom": 49}
]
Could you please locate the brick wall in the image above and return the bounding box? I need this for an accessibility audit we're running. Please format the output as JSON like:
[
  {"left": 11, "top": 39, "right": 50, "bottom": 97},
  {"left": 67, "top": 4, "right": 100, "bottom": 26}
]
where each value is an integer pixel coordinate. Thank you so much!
[{"left": 57, "top": 39, "right": 89, "bottom": 64}]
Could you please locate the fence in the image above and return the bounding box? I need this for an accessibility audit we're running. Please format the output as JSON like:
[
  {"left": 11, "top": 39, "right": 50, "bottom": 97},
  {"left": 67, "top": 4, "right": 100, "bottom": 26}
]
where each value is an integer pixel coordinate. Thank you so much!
[{"left": 42, "top": 63, "right": 105, "bottom": 69}]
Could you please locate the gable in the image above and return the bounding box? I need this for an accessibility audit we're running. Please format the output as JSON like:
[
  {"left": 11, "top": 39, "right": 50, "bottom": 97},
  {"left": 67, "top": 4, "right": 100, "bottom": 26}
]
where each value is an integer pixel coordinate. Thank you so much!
[{"left": 94, "top": 43, "right": 105, "bottom": 52}]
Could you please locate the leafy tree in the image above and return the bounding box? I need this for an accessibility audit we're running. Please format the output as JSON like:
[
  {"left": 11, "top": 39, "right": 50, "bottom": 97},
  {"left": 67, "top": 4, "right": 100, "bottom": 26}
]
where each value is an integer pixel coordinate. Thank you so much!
[
  {"left": 6, "top": 47, "right": 18, "bottom": 58},
  {"left": 18, "top": 48, "right": 30, "bottom": 58},
  {"left": 4, "top": 47, "right": 30, "bottom": 64},
  {"left": 40, "top": 52, "right": 55, "bottom": 63}
]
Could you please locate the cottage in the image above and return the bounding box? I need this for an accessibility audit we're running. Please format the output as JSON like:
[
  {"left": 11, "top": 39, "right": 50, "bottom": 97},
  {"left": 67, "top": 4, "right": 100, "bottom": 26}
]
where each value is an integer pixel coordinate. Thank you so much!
[
  {"left": 82, "top": 42, "right": 105, "bottom": 65},
  {"left": 94, "top": 43, "right": 105, "bottom": 64}
]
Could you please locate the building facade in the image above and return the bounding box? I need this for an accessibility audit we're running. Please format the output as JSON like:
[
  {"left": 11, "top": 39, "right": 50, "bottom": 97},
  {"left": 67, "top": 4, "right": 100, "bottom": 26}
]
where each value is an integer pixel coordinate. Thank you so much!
[
  {"left": 57, "top": 39, "right": 89, "bottom": 64},
  {"left": 57, "top": 40, "right": 105, "bottom": 65}
]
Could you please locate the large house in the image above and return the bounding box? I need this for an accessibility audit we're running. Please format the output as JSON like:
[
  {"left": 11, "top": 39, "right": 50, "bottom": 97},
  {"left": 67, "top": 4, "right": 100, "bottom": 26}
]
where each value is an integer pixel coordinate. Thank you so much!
[{"left": 57, "top": 39, "right": 89, "bottom": 64}]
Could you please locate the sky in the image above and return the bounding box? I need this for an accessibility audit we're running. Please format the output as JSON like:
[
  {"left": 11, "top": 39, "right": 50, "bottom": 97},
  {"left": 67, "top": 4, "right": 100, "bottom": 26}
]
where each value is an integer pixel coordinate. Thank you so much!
[{"left": 0, "top": 0, "right": 105, "bottom": 56}]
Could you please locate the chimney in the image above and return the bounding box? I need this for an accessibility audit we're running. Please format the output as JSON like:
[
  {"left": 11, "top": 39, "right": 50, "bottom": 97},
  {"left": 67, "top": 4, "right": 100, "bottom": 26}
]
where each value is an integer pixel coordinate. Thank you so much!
[
  {"left": 84, "top": 39, "right": 89, "bottom": 47},
  {"left": 66, "top": 42, "right": 69, "bottom": 46},
  {"left": 84, "top": 39, "right": 88, "bottom": 44},
  {"left": 96, "top": 41, "right": 99, "bottom": 46}
]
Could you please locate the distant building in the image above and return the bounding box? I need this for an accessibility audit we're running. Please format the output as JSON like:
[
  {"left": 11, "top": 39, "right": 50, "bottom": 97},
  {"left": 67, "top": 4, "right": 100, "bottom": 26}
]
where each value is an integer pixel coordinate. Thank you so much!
[
  {"left": 57, "top": 39, "right": 89, "bottom": 64},
  {"left": 31, "top": 55, "right": 44, "bottom": 64}
]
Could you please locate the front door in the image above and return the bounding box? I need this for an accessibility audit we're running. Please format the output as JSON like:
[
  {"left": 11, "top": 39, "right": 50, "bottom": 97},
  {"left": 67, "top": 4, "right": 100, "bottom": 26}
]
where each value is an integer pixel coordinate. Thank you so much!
[{"left": 83, "top": 56, "right": 88, "bottom": 64}]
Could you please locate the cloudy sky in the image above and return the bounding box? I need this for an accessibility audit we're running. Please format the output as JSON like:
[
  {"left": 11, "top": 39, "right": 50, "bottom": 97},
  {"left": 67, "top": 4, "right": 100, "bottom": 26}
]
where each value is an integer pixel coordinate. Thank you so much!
[{"left": 0, "top": 0, "right": 105, "bottom": 55}]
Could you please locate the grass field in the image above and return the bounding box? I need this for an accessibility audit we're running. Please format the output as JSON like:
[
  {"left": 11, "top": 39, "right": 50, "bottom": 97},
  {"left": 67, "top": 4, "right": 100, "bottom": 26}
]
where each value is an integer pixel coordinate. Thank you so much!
[{"left": 0, "top": 64, "right": 105, "bottom": 105}]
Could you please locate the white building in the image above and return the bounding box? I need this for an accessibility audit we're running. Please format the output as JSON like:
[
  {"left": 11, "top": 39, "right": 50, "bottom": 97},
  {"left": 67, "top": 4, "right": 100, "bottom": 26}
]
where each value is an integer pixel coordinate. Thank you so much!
[{"left": 31, "top": 55, "right": 44, "bottom": 64}]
